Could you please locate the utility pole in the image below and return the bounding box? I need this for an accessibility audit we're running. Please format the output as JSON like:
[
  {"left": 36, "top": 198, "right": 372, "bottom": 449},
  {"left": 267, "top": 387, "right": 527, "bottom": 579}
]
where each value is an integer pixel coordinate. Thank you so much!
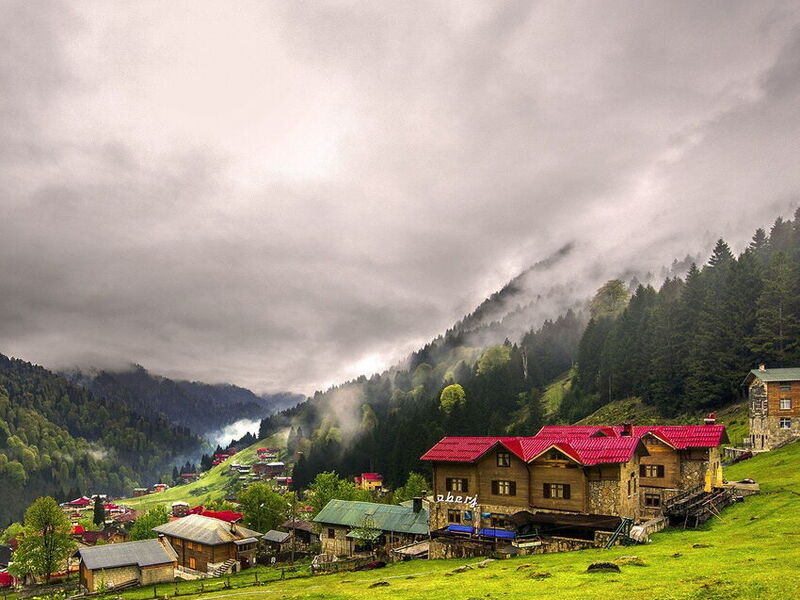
[{"left": 289, "top": 495, "right": 296, "bottom": 566}]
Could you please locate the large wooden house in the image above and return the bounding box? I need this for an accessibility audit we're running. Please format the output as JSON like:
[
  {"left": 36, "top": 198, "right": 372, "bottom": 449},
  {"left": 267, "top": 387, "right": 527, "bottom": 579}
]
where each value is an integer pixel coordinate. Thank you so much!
[
  {"left": 744, "top": 366, "right": 800, "bottom": 450},
  {"left": 421, "top": 435, "right": 647, "bottom": 535},
  {"left": 421, "top": 421, "right": 728, "bottom": 535},
  {"left": 535, "top": 423, "right": 727, "bottom": 516},
  {"left": 152, "top": 514, "right": 261, "bottom": 574}
]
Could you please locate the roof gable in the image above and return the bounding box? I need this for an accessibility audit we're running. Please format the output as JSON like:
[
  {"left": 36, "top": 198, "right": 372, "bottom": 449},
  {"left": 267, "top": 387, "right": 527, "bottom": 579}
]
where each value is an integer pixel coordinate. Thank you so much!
[{"left": 153, "top": 514, "right": 261, "bottom": 545}]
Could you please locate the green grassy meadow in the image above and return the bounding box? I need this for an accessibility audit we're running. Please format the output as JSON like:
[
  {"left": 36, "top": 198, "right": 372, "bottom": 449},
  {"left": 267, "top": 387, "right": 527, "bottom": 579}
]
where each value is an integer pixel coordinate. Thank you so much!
[
  {"left": 118, "top": 432, "right": 288, "bottom": 512},
  {"left": 149, "top": 440, "right": 800, "bottom": 600}
]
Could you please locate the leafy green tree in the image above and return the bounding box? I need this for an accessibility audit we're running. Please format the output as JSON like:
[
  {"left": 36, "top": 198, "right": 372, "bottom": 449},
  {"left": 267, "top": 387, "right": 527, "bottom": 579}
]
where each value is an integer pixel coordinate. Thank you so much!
[
  {"left": 476, "top": 346, "right": 511, "bottom": 376},
  {"left": 308, "top": 471, "right": 369, "bottom": 516},
  {"left": 393, "top": 472, "right": 430, "bottom": 503},
  {"left": 92, "top": 496, "right": 105, "bottom": 527},
  {"left": 439, "top": 384, "right": 466, "bottom": 414},
  {"left": 589, "top": 279, "right": 629, "bottom": 319},
  {"left": 1, "top": 522, "right": 24, "bottom": 544},
  {"left": 9, "top": 497, "right": 74, "bottom": 582},
  {"left": 128, "top": 505, "right": 170, "bottom": 540},
  {"left": 237, "top": 482, "right": 288, "bottom": 534}
]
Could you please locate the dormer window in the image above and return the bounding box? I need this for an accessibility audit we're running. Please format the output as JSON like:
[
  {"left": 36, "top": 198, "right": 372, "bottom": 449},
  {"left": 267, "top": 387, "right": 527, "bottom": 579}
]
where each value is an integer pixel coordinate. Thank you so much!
[{"left": 496, "top": 452, "right": 511, "bottom": 467}]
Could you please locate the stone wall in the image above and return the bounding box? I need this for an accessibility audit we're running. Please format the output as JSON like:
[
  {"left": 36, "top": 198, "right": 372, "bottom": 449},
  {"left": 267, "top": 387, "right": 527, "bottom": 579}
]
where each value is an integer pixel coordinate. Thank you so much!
[
  {"left": 587, "top": 480, "right": 620, "bottom": 516},
  {"left": 140, "top": 563, "right": 175, "bottom": 586},
  {"left": 428, "top": 538, "right": 493, "bottom": 560},
  {"left": 91, "top": 566, "right": 140, "bottom": 592},
  {"left": 679, "top": 452, "right": 707, "bottom": 489}
]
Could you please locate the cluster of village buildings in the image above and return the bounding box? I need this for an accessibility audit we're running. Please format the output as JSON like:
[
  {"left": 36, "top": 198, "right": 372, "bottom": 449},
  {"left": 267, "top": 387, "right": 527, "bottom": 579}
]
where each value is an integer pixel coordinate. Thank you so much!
[{"left": 1, "top": 367, "right": 798, "bottom": 592}]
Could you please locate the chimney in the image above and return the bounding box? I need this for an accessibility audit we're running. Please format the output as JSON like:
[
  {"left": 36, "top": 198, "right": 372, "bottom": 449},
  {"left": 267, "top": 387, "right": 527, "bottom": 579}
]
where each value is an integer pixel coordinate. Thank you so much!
[
  {"left": 412, "top": 497, "right": 423, "bottom": 513},
  {"left": 704, "top": 412, "right": 717, "bottom": 425},
  {"left": 621, "top": 423, "right": 633, "bottom": 437},
  {"left": 759, "top": 364, "right": 766, "bottom": 371}
]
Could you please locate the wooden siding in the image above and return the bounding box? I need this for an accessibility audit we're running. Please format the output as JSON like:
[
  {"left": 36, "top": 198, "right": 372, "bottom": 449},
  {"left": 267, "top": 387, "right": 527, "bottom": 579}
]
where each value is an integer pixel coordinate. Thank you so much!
[
  {"left": 639, "top": 436, "right": 680, "bottom": 489},
  {"left": 167, "top": 535, "right": 236, "bottom": 573},
  {"left": 432, "top": 462, "right": 476, "bottom": 497},
  {"left": 476, "top": 448, "right": 530, "bottom": 509},
  {"left": 767, "top": 380, "right": 800, "bottom": 417},
  {"left": 529, "top": 460, "right": 586, "bottom": 513}
]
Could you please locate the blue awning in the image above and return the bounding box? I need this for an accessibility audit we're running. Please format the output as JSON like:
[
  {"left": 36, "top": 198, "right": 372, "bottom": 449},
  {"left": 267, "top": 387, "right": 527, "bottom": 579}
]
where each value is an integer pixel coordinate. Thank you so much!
[
  {"left": 478, "top": 528, "right": 516, "bottom": 539},
  {"left": 446, "top": 524, "right": 475, "bottom": 534}
]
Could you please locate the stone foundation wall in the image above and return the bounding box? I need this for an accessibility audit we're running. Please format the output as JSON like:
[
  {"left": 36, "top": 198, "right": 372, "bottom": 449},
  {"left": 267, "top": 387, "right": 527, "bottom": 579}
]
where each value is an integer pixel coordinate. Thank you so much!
[
  {"left": 429, "top": 538, "right": 493, "bottom": 560},
  {"left": 140, "top": 564, "right": 175, "bottom": 585},
  {"left": 92, "top": 566, "right": 140, "bottom": 591}
]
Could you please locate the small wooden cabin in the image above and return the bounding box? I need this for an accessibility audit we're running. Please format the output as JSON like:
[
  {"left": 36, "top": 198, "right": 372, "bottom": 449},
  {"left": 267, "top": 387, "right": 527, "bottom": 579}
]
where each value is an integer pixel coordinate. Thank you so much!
[
  {"left": 77, "top": 538, "right": 177, "bottom": 592},
  {"left": 152, "top": 514, "right": 260, "bottom": 573}
]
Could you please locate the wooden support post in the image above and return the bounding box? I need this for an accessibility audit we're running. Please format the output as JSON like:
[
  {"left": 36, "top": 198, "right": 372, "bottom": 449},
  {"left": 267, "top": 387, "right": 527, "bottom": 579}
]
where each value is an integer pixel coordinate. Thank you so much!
[{"left": 153, "top": 585, "right": 157, "bottom": 598}]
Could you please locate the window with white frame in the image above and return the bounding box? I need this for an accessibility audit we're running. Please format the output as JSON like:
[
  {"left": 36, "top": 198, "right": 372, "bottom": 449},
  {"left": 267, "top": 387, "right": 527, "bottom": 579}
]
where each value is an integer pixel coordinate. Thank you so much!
[
  {"left": 780, "top": 417, "right": 791, "bottom": 429},
  {"left": 780, "top": 397, "right": 792, "bottom": 410}
]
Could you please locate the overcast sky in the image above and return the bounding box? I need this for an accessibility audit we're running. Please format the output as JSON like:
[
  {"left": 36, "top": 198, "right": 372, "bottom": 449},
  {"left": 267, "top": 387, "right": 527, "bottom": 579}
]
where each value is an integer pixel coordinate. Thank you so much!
[{"left": 1, "top": 1, "right": 799, "bottom": 395}]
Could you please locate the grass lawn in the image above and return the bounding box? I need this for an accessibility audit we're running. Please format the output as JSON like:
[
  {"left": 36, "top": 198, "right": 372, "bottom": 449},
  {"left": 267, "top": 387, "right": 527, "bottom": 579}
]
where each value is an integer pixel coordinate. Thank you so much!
[
  {"left": 542, "top": 369, "right": 574, "bottom": 418},
  {"left": 163, "top": 440, "right": 799, "bottom": 600},
  {"left": 118, "top": 432, "right": 288, "bottom": 512}
]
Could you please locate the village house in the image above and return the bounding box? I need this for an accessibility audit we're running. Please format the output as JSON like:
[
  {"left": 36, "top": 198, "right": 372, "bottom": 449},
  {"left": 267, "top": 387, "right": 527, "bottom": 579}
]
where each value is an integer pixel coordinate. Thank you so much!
[
  {"left": 354, "top": 472, "right": 383, "bottom": 492},
  {"left": 421, "top": 435, "right": 649, "bottom": 539},
  {"left": 172, "top": 502, "right": 190, "bottom": 518},
  {"left": 279, "top": 519, "right": 319, "bottom": 551},
  {"left": 535, "top": 422, "right": 728, "bottom": 516},
  {"left": 152, "top": 514, "right": 260, "bottom": 574},
  {"left": 262, "top": 530, "right": 291, "bottom": 553},
  {"left": 77, "top": 538, "right": 177, "bottom": 593},
  {"left": 313, "top": 499, "right": 428, "bottom": 557},
  {"left": 132, "top": 488, "right": 149, "bottom": 497},
  {"left": 744, "top": 365, "right": 800, "bottom": 451}
]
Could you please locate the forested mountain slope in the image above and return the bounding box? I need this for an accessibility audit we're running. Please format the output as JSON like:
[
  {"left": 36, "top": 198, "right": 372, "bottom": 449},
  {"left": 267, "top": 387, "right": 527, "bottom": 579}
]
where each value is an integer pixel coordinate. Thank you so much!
[
  {"left": 0, "top": 354, "right": 205, "bottom": 524},
  {"left": 263, "top": 209, "right": 800, "bottom": 490},
  {"left": 65, "top": 366, "right": 303, "bottom": 435}
]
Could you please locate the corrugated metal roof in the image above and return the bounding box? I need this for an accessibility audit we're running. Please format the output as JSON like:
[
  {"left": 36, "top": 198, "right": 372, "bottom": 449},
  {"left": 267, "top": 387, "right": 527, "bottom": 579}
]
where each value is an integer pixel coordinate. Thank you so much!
[
  {"left": 78, "top": 539, "right": 176, "bottom": 571},
  {"left": 313, "top": 500, "right": 428, "bottom": 535},
  {"left": 746, "top": 367, "right": 800, "bottom": 383},
  {"left": 536, "top": 424, "right": 728, "bottom": 449},
  {"left": 153, "top": 514, "right": 262, "bottom": 545}
]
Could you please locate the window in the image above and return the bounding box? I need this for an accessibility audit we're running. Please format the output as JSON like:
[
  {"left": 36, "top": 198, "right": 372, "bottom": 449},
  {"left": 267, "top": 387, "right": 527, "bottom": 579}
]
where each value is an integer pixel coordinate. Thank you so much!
[
  {"left": 447, "top": 509, "right": 462, "bottom": 524},
  {"left": 781, "top": 398, "right": 792, "bottom": 410},
  {"left": 490, "top": 514, "right": 506, "bottom": 528},
  {"left": 543, "top": 483, "right": 570, "bottom": 499},
  {"left": 640, "top": 464, "right": 665, "bottom": 478},
  {"left": 186, "top": 541, "right": 193, "bottom": 550},
  {"left": 188, "top": 557, "right": 196, "bottom": 570},
  {"left": 780, "top": 418, "right": 791, "bottom": 430},
  {"left": 644, "top": 493, "right": 661, "bottom": 507},
  {"left": 496, "top": 452, "right": 511, "bottom": 467},
  {"left": 445, "top": 478, "right": 469, "bottom": 492},
  {"left": 780, "top": 383, "right": 792, "bottom": 393},
  {"left": 491, "top": 480, "right": 516, "bottom": 496},
  {"left": 327, "top": 528, "right": 336, "bottom": 539}
]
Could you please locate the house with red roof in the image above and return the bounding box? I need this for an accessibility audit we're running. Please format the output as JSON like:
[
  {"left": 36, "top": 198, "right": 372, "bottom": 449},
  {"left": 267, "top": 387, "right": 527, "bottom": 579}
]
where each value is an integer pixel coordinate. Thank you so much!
[
  {"left": 535, "top": 420, "right": 728, "bottom": 515},
  {"left": 353, "top": 472, "right": 383, "bottom": 491},
  {"left": 420, "top": 418, "right": 728, "bottom": 534}
]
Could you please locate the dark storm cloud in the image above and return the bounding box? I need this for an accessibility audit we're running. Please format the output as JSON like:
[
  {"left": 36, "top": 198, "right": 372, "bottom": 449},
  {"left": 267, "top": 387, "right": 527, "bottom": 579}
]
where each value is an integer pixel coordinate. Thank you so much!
[{"left": 1, "top": 1, "right": 799, "bottom": 393}]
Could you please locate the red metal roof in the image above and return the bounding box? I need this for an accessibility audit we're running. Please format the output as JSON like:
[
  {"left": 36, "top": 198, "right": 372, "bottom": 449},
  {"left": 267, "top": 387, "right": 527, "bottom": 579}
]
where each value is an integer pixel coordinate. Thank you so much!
[
  {"left": 535, "top": 424, "right": 728, "bottom": 449},
  {"left": 199, "top": 509, "right": 243, "bottom": 523},
  {"left": 420, "top": 435, "right": 642, "bottom": 465},
  {"left": 359, "top": 472, "right": 383, "bottom": 481}
]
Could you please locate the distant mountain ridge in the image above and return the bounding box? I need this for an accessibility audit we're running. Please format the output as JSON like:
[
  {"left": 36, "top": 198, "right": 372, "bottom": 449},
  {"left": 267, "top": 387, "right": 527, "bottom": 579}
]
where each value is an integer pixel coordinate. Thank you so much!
[
  {"left": 65, "top": 365, "right": 304, "bottom": 436},
  {"left": 0, "top": 353, "right": 205, "bottom": 524}
]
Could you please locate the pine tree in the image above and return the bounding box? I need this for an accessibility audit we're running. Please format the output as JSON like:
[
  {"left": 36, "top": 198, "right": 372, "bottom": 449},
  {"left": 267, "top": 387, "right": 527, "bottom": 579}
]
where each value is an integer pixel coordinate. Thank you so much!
[
  {"left": 93, "top": 495, "right": 105, "bottom": 526},
  {"left": 749, "top": 252, "right": 800, "bottom": 365}
]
